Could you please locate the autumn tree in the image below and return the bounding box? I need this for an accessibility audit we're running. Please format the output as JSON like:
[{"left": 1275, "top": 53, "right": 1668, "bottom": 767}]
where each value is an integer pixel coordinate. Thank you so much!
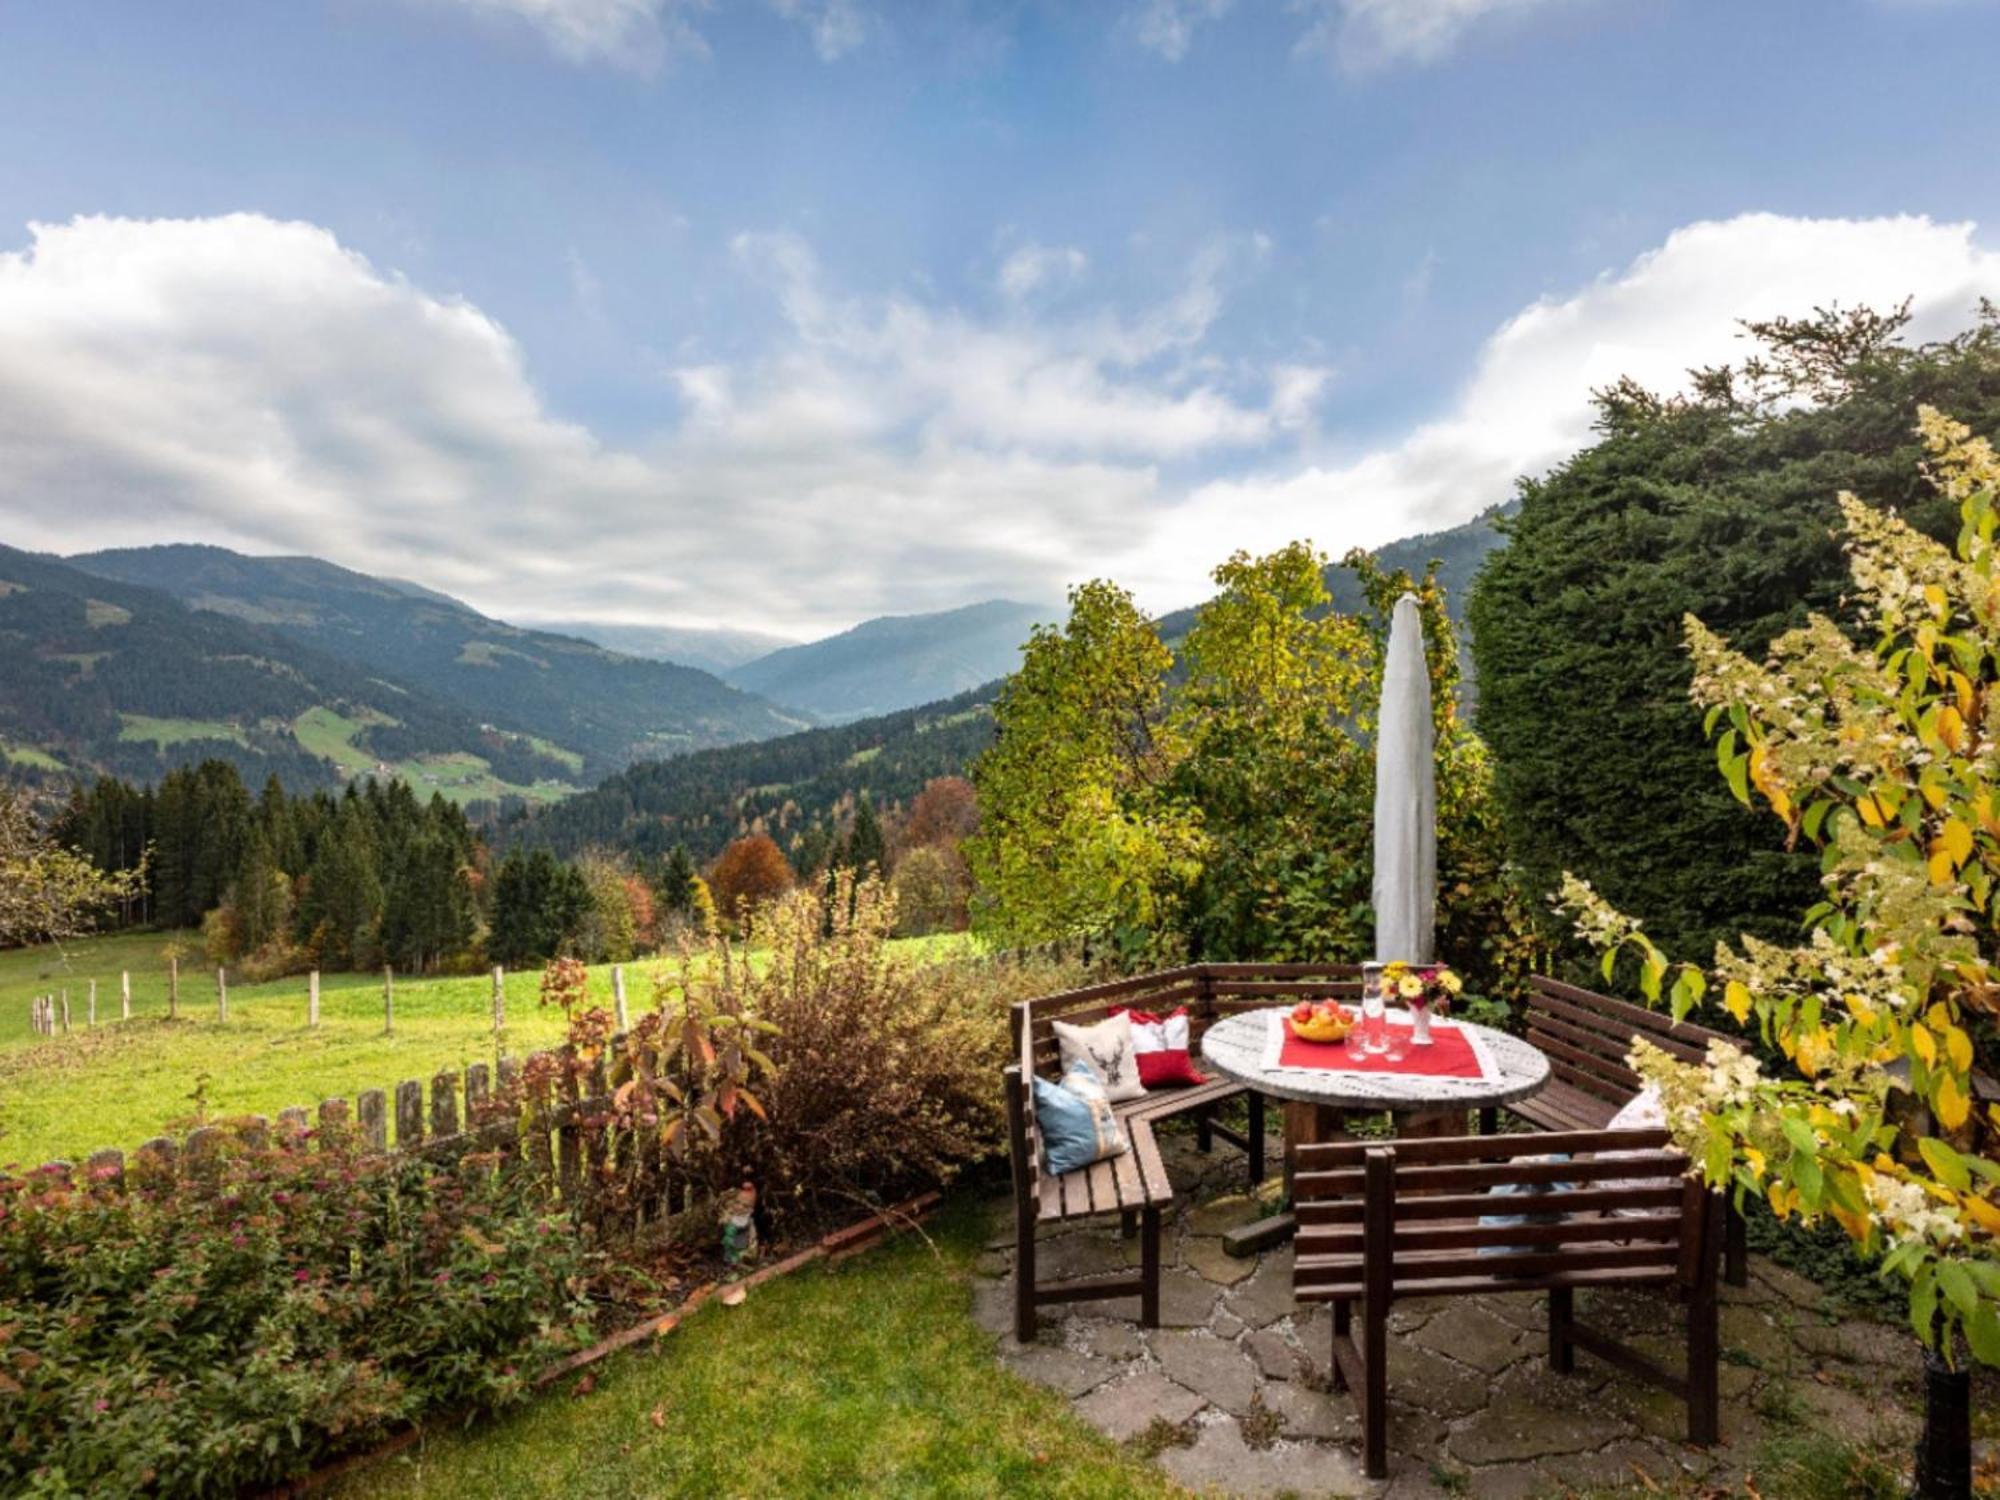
[
  {"left": 968, "top": 579, "right": 1198, "bottom": 953},
  {"left": 903, "top": 776, "right": 979, "bottom": 853},
  {"left": 0, "top": 790, "right": 144, "bottom": 951},
  {"left": 709, "top": 834, "right": 794, "bottom": 929}
]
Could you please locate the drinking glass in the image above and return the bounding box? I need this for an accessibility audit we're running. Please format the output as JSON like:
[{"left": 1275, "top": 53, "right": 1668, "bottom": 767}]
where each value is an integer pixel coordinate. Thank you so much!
[{"left": 1360, "top": 962, "right": 1389, "bottom": 1055}]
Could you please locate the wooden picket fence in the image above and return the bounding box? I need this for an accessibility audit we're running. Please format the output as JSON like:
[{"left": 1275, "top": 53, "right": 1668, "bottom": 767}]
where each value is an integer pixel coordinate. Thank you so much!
[{"left": 31, "top": 1029, "right": 694, "bottom": 1225}]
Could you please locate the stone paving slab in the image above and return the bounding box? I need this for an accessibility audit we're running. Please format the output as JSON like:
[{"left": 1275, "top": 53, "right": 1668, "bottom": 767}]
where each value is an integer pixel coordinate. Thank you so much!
[{"left": 972, "top": 1128, "right": 1946, "bottom": 1498}]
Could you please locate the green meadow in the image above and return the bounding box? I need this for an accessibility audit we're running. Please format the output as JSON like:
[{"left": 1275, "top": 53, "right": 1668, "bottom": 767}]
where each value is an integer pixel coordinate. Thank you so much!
[{"left": 0, "top": 929, "right": 971, "bottom": 1169}]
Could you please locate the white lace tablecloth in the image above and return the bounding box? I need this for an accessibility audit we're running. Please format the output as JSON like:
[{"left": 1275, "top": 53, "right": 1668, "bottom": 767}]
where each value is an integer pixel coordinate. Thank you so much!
[{"left": 1199, "top": 1007, "right": 1550, "bottom": 1113}]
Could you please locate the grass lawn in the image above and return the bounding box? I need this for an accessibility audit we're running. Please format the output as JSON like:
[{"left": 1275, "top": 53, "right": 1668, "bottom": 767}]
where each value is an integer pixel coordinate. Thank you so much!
[
  {"left": 0, "top": 930, "right": 973, "bottom": 1168},
  {"left": 339, "top": 1196, "right": 1184, "bottom": 1500}
]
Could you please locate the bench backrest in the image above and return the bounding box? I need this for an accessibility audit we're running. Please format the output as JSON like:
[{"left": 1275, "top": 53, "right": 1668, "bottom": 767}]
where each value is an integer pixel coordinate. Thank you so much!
[
  {"left": 1292, "top": 1128, "right": 1713, "bottom": 1301},
  {"left": 1008, "top": 963, "right": 1363, "bottom": 1084},
  {"left": 1525, "top": 974, "right": 1730, "bottom": 1114}
]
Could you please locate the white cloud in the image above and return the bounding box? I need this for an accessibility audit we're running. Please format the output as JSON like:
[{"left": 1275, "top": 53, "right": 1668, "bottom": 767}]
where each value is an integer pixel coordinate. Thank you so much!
[
  {"left": 1112, "top": 213, "right": 2000, "bottom": 608},
  {"left": 0, "top": 214, "right": 1280, "bottom": 635},
  {"left": 997, "top": 243, "right": 1088, "bottom": 301},
  {"left": 766, "top": 0, "right": 870, "bottom": 60},
  {"left": 413, "top": 0, "right": 870, "bottom": 71},
  {"left": 1293, "top": 0, "right": 1602, "bottom": 70},
  {"left": 5, "top": 212, "right": 1997, "bottom": 640},
  {"left": 1132, "top": 0, "right": 1236, "bottom": 60},
  {"left": 418, "top": 0, "right": 706, "bottom": 71}
]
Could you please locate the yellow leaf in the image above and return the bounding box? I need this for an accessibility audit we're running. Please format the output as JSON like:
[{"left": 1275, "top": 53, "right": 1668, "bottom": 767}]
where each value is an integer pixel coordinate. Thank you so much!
[
  {"left": 1911, "top": 1025, "right": 1939, "bottom": 1067},
  {"left": 1857, "top": 796, "right": 1885, "bottom": 829},
  {"left": 1829, "top": 1201, "right": 1871, "bottom": 1242},
  {"left": 1937, "top": 1071, "right": 1971, "bottom": 1131},
  {"left": 1946, "top": 1025, "right": 1975, "bottom": 1075},
  {"left": 1939, "top": 705, "right": 1967, "bottom": 753},
  {"left": 1925, "top": 583, "right": 1948, "bottom": 613},
  {"left": 1929, "top": 848, "right": 1957, "bottom": 886},
  {"left": 1742, "top": 1146, "right": 1767, "bottom": 1179},
  {"left": 1965, "top": 1197, "right": 2000, "bottom": 1235},
  {"left": 1922, "top": 780, "right": 1949, "bottom": 812},
  {"left": 1943, "top": 817, "right": 1975, "bottom": 868},
  {"left": 1723, "top": 980, "right": 1753, "bottom": 1024}
]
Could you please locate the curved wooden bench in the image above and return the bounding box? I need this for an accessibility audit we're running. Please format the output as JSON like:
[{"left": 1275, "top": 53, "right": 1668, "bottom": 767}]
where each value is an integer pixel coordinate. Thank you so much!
[
  {"left": 1003, "top": 963, "right": 1361, "bottom": 1340},
  {"left": 1504, "top": 974, "right": 1747, "bottom": 1286}
]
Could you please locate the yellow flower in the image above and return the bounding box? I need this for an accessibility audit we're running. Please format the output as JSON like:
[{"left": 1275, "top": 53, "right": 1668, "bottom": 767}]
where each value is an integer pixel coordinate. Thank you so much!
[
  {"left": 1440, "top": 971, "right": 1462, "bottom": 994},
  {"left": 1397, "top": 975, "right": 1424, "bottom": 999}
]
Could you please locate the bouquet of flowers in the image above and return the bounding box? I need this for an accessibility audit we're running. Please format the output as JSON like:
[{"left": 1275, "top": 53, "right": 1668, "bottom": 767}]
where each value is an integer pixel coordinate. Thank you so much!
[{"left": 1377, "top": 962, "right": 1462, "bottom": 1043}]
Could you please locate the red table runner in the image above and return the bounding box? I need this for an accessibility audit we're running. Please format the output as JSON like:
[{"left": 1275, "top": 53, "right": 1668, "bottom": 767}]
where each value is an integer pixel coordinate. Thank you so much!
[{"left": 1273, "top": 1016, "right": 1488, "bottom": 1080}]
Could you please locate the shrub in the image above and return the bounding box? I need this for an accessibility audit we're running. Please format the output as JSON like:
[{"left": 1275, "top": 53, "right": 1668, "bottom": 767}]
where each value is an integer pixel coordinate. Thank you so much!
[
  {"left": 1470, "top": 304, "right": 2000, "bottom": 963},
  {"left": 715, "top": 874, "right": 1085, "bottom": 1231},
  {"left": 0, "top": 1123, "right": 594, "bottom": 1495}
]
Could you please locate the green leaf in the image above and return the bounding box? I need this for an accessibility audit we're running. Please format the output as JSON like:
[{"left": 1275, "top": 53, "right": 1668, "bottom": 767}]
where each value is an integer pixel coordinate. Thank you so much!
[
  {"left": 1790, "top": 1149, "right": 1823, "bottom": 1210},
  {"left": 1920, "top": 1137, "right": 1972, "bottom": 1193},
  {"left": 1912, "top": 1264, "right": 1940, "bottom": 1345},
  {"left": 1781, "top": 1116, "right": 1818, "bottom": 1156},
  {"left": 1965, "top": 1305, "right": 2000, "bottom": 1368},
  {"left": 1937, "top": 1261, "right": 1979, "bottom": 1319}
]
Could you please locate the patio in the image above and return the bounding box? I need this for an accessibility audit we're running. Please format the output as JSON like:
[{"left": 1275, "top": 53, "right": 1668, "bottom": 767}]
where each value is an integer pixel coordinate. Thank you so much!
[{"left": 972, "top": 1120, "right": 1926, "bottom": 1498}]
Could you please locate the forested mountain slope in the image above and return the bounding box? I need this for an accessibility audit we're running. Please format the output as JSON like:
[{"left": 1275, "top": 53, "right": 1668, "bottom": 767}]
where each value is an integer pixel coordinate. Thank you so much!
[
  {"left": 507, "top": 683, "right": 999, "bottom": 863},
  {"left": 0, "top": 544, "right": 560, "bottom": 795},
  {"left": 69, "top": 545, "right": 808, "bottom": 779}
]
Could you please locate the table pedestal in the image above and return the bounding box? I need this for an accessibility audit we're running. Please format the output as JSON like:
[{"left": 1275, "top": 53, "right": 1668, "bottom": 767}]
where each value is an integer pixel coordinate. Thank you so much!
[{"left": 1223, "top": 1101, "right": 1470, "bottom": 1259}]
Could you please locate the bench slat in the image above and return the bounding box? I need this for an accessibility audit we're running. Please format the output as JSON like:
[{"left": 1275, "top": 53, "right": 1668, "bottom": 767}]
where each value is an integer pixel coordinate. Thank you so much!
[
  {"left": 1296, "top": 1182, "right": 1684, "bottom": 1225},
  {"left": 1295, "top": 1263, "right": 1681, "bottom": 1303}
]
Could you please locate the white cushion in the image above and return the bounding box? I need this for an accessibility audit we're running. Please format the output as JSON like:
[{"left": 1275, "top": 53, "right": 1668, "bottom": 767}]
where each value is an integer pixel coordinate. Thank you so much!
[{"left": 1052, "top": 1012, "right": 1146, "bottom": 1102}]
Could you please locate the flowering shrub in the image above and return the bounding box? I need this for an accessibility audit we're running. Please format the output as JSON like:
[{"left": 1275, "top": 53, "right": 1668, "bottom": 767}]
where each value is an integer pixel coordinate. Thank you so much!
[
  {"left": 680, "top": 873, "right": 1087, "bottom": 1230},
  {"left": 0, "top": 1122, "right": 594, "bottom": 1495},
  {"left": 1557, "top": 409, "right": 2000, "bottom": 1366}
]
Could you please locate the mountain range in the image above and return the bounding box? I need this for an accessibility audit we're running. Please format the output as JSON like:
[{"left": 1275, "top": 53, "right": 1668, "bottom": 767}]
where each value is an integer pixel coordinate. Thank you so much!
[
  {"left": 722, "top": 600, "right": 1053, "bottom": 723},
  {"left": 0, "top": 507, "right": 1509, "bottom": 813}
]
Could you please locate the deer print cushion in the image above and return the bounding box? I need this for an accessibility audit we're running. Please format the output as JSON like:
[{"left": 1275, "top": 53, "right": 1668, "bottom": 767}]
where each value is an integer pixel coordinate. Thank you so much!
[{"left": 1052, "top": 1012, "right": 1146, "bottom": 1102}]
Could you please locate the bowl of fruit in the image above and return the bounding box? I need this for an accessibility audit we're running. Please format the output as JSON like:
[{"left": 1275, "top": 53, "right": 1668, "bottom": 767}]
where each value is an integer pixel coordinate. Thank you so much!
[{"left": 1288, "top": 999, "right": 1353, "bottom": 1044}]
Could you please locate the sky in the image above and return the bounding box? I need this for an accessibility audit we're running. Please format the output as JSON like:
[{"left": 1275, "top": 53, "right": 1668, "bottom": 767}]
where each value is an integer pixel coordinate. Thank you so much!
[{"left": 3, "top": 1, "right": 2000, "bottom": 641}]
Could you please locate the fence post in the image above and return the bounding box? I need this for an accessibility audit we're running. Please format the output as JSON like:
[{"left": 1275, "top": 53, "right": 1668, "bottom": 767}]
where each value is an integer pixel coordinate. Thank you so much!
[
  {"left": 430, "top": 1070, "right": 458, "bottom": 1139},
  {"left": 88, "top": 980, "right": 97, "bottom": 1027},
  {"left": 358, "top": 1089, "right": 387, "bottom": 1152},
  {"left": 612, "top": 964, "right": 629, "bottom": 1032},
  {"left": 121, "top": 970, "right": 131, "bottom": 1021},
  {"left": 308, "top": 970, "right": 320, "bottom": 1029},
  {"left": 60, "top": 990, "right": 70, "bottom": 1034},
  {"left": 169, "top": 956, "right": 178, "bottom": 1019},
  {"left": 492, "top": 965, "right": 505, "bottom": 1033},
  {"left": 395, "top": 1079, "right": 424, "bottom": 1150},
  {"left": 383, "top": 966, "right": 394, "bottom": 1036},
  {"left": 217, "top": 968, "right": 228, "bottom": 1023}
]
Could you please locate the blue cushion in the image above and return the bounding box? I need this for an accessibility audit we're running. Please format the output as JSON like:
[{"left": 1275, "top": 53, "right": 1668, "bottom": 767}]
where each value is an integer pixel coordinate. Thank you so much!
[
  {"left": 1478, "top": 1154, "right": 1571, "bottom": 1258},
  {"left": 1034, "top": 1063, "right": 1129, "bottom": 1176}
]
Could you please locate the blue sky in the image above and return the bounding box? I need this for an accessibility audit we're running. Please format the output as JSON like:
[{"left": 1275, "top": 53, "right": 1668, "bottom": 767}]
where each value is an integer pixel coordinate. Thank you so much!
[{"left": 3, "top": 1, "right": 2000, "bottom": 637}]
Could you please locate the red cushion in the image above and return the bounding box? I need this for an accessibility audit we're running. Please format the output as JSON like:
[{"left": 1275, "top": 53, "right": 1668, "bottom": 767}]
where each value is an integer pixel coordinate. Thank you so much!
[{"left": 1110, "top": 1006, "right": 1207, "bottom": 1088}]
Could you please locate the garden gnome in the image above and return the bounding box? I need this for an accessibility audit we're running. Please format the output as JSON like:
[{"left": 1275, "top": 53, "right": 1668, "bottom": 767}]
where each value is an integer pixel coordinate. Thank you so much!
[{"left": 722, "top": 1182, "right": 759, "bottom": 1266}]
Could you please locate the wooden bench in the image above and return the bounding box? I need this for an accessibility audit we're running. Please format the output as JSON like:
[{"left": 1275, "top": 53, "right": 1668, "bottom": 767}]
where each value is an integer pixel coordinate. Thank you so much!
[
  {"left": 1004, "top": 963, "right": 1360, "bottom": 1341},
  {"left": 1502, "top": 974, "right": 1747, "bottom": 1285},
  {"left": 1294, "top": 1129, "right": 1721, "bottom": 1479}
]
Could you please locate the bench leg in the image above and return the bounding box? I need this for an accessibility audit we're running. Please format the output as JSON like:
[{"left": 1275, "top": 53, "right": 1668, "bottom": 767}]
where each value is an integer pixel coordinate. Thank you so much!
[
  {"left": 1548, "top": 1286, "right": 1574, "bottom": 1374},
  {"left": 1120, "top": 1209, "right": 1137, "bottom": 1239},
  {"left": 1362, "top": 1296, "right": 1388, "bottom": 1479},
  {"left": 1689, "top": 1249, "right": 1721, "bottom": 1445},
  {"left": 1478, "top": 1105, "right": 1498, "bottom": 1136},
  {"left": 1139, "top": 1205, "right": 1161, "bottom": 1329},
  {"left": 1195, "top": 1107, "right": 1213, "bottom": 1154},
  {"left": 1724, "top": 1200, "right": 1747, "bottom": 1288},
  {"left": 1247, "top": 1092, "right": 1265, "bottom": 1186},
  {"left": 1014, "top": 1216, "right": 1038, "bottom": 1344}
]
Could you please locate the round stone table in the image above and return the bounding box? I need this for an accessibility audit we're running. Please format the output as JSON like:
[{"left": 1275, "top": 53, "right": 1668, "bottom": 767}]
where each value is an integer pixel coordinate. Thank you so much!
[{"left": 1199, "top": 1007, "right": 1551, "bottom": 1255}]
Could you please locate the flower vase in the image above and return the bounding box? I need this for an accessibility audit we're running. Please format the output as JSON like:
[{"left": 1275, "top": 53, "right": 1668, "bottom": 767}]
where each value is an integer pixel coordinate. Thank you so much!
[{"left": 1410, "top": 1005, "right": 1433, "bottom": 1046}]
